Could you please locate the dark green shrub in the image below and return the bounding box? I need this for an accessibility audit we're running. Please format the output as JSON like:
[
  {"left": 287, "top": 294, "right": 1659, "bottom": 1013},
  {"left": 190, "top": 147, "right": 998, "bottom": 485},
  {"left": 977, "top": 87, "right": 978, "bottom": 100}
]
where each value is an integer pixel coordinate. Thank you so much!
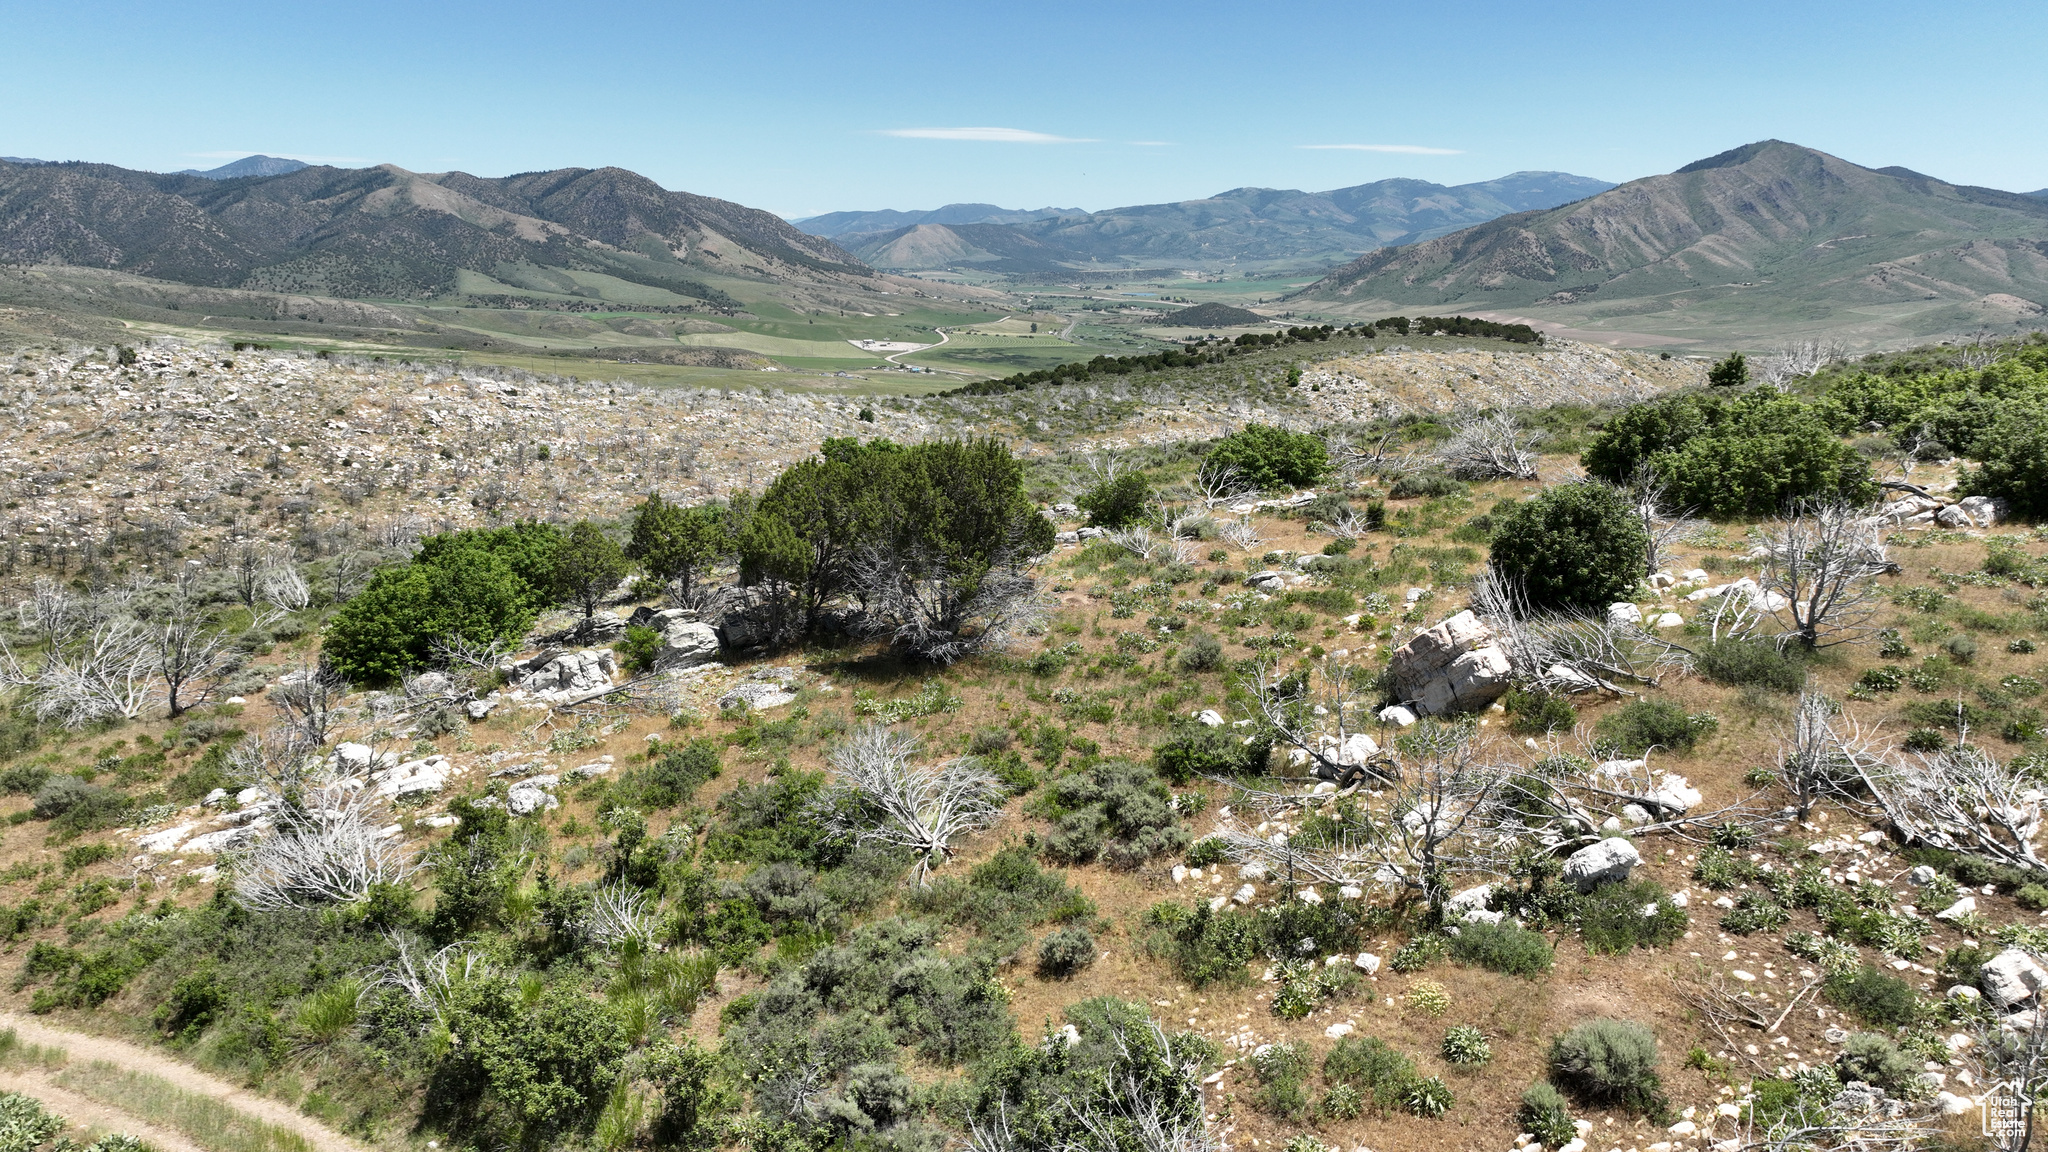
[
  {"left": 1078, "top": 472, "right": 1152, "bottom": 529},
  {"left": 1577, "top": 880, "right": 1689, "bottom": 954},
  {"left": 634, "top": 738, "right": 722, "bottom": 808},
  {"left": 1185, "top": 837, "right": 1229, "bottom": 868},
  {"left": 1824, "top": 966, "right": 1919, "bottom": 1027},
  {"left": 1388, "top": 472, "right": 1466, "bottom": 500},
  {"left": 1038, "top": 760, "right": 1189, "bottom": 869},
  {"left": 969, "top": 726, "right": 1013, "bottom": 755},
  {"left": 1300, "top": 494, "right": 1351, "bottom": 525},
  {"left": 1548, "top": 1018, "right": 1666, "bottom": 1114},
  {"left": 1594, "top": 700, "right": 1715, "bottom": 756},
  {"left": 1695, "top": 637, "right": 1806, "bottom": 693},
  {"left": 1582, "top": 392, "right": 1876, "bottom": 518},
  {"left": 1446, "top": 921, "right": 1552, "bottom": 977},
  {"left": 1146, "top": 901, "right": 1260, "bottom": 987},
  {"left": 1963, "top": 405, "right": 2048, "bottom": 517},
  {"left": 1519, "top": 1082, "right": 1576, "bottom": 1147},
  {"left": 1836, "top": 1033, "right": 1919, "bottom": 1096},
  {"left": 1251, "top": 1041, "right": 1312, "bottom": 1120},
  {"left": 0, "top": 764, "right": 51, "bottom": 795},
  {"left": 1503, "top": 688, "right": 1577, "bottom": 735},
  {"left": 614, "top": 625, "right": 662, "bottom": 674},
  {"left": 1488, "top": 483, "right": 1649, "bottom": 612},
  {"left": 1706, "top": 351, "right": 1748, "bottom": 388},
  {"left": 1177, "top": 632, "right": 1224, "bottom": 672},
  {"left": 1721, "top": 892, "right": 1790, "bottom": 935},
  {"left": 1902, "top": 728, "right": 1948, "bottom": 753},
  {"left": 31, "top": 776, "right": 127, "bottom": 828},
  {"left": 1151, "top": 722, "right": 1268, "bottom": 784},
  {"left": 1323, "top": 1035, "right": 1417, "bottom": 1116},
  {"left": 1036, "top": 925, "right": 1097, "bottom": 978},
  {"left": 1208, "top": 425, "right": 1329, "bottom": 491},
  {"left": 2016, "top": 883, "right": 2048, "bottom": 911},
  {"left": 1390, "top": 935, "right": 1447, "bottom": 973}
]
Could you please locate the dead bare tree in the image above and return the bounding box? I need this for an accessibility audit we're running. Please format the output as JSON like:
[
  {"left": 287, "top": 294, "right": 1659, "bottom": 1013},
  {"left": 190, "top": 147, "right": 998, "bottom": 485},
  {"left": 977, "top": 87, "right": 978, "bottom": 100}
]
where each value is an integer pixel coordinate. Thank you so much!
[
  {"left": 1862, "top": 729, "right": 2046, "bottom": 872},
  {"left": 848, "top": 545, "right": 1048, "bottom": 665},
  {"left": 1757, "top": 502, "right": 1895, "bottom": 648},
  {"left": 273, "top": 659, "right": 350, "bottom": 749},
  {"left": 1471, "top": 568, "right": 1690, "bottom": 695},
  {"left": 1192, "top": 460, "right": 1249, "bottom": 508},
  {"left": 1436, "top": 412, "right": 1540, "bottom": 480},
  {"left": 1777, "top": 689, "right": 1885, "bottom": 820},
  {"left": 1220, "top": 720, "right": 1520, "bottom": 919},
  {"left": 366, "top": 933, "right": 496, "bottom": 1031},
  {"left": 1218, "top": 517, "right": 1262, "bottom": 551},
  {"left": 232, "top": 783, "right": 419, "bottom": 911},
  {"left": 1627, "top": 464, "right": 1700, "bottom": 576},
  {"left": 259, "top": 556, "right": 311, "bottom": 616},
  {"left": 1754, "top": 339, "right": 1844, "bottom": 391},
  {"left": 1239, "top": 656, "right": 1387, "bottom": 784},
  {"left": 146, "top": 598, "right": 233, "bottom": 718},
  {"left": 8, "top": 617, "right": 159, "bottom": 727},
  {"left": 584, "top": 882, "right": 660, "bottom": 949},
  {"left": 818, "top": 724, "right": 1005, "bottom": 884},
  {"left": 228, "top": 543, "right": 264, "bottom": 609}
]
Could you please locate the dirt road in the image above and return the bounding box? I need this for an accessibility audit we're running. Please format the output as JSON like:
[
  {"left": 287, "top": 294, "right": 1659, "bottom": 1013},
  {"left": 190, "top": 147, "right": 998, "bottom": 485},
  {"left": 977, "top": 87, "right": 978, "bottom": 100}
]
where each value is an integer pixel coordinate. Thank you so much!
[{"left": 0, "top": 1012, "right": 375, "bottom": 1152}]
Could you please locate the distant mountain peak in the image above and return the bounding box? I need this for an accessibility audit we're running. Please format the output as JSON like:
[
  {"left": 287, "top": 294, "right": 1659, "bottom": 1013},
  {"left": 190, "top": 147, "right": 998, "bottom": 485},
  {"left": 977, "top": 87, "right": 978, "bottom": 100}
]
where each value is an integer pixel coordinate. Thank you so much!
[
  {"left": 1674, "top": 139, "right": 1799, "bottom": 173},
  {"left": 2, "top": 157, "right": 51, "bottom": 166},
  {"left": 174, "top": 155, "right": 313, "bottom": 180}
]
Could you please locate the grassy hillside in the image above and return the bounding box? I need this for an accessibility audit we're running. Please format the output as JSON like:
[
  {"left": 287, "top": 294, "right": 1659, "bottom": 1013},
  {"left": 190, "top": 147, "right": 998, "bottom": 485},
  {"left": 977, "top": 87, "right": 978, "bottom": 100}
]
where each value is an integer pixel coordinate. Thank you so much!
[{"left": 0, "top": 336, "right": 2042, "bottom": 1152}]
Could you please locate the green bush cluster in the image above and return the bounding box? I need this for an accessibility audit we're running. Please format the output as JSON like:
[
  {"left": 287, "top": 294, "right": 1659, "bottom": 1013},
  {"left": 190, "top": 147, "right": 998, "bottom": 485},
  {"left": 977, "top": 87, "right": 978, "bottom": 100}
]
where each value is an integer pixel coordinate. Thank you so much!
[
  {"left": 1446, "top": 921, "right": 1553, "bottom": 976},
  {"left": 1582, "top": 391, "right": 1876, "bottom": 518},
  {"left": 1150, "top": 721, "right": 1270, "bottom": 784},
  {"left": 1205, "top": 425, "right": 1329, "bottom": 491},
  {"left": 1576, "top": 879, "right": 1689, "bottom": 955},
  {"left": 1037, "top": 760, "right": 1190, "bottom": 869},
  {"left": 1593, "top": 700, "right": 1717, "bottom": 756},
  {"left": 1487, "top": 483, "right": 1649, "bottom": 612},
  {"left": 1694, "top": 636, "right": 1807, "bottom": 693},
  {"left": 1548, "top": 1018, "right": 1667, "bottom": 1116}
]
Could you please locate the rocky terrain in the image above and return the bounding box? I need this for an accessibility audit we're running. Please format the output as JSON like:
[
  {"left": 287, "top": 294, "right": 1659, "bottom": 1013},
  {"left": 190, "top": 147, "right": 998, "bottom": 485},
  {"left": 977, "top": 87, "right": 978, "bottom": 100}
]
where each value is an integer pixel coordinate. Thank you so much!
[{"left": 0, "top": 337, "right": 1698, "bottom": 570}]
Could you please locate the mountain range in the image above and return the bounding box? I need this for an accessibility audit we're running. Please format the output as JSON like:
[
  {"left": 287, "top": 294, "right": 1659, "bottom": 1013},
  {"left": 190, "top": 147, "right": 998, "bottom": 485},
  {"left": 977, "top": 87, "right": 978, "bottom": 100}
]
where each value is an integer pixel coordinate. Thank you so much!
[
  {"left": 804, "top": 172, "right": 1617, "bottom": 274},
  {"left": 1292, "top": 141, "right": 2048, "bottom": 345},
  {"left": 0, "top": 158, "right": 873, "bottom": 309}
]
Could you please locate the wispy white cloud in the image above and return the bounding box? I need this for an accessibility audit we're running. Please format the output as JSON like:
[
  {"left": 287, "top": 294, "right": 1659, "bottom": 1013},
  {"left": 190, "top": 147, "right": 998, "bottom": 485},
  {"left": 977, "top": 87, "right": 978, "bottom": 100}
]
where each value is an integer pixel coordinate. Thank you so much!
[
  {"left": 1298, "top": 144, "right": 1463, "bottom": 155},
  {"left": 877, "top": 127, "right": 1095, "bottom": 143}
]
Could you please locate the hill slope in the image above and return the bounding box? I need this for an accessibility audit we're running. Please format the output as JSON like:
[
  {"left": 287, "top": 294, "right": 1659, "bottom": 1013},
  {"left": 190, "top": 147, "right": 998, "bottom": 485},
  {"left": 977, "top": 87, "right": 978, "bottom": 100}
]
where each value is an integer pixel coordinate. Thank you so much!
[
  {"left": 1292, "top": 141, "right": 2048, "bottom": 346},
  {"left": 0, "top": 158, "right": 875, "bottom": 310},
  {"left": 173, "top": 154, "right": 311, "bottom": 179},
  {"left": 811, "top": 172, "right": 1614, "bottom": 273},
  {"left": 794, "top": 203, "right": 1078, "bottom": 237},
  {"left": 838, "top": 222, "right": 1091, "bottom": 275}
]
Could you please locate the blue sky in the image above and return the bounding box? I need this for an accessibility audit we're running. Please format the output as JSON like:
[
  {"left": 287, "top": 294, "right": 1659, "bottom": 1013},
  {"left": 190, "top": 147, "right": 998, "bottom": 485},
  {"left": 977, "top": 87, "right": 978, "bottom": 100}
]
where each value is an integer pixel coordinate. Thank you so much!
[{"left": 5, "top": 0, "right": 2045, "bottom": 218}]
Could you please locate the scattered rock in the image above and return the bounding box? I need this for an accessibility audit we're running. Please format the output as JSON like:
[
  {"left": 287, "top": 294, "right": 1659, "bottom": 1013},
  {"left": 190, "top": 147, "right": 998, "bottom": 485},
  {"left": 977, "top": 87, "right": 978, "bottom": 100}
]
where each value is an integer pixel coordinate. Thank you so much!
[
  {"left": 1377, "top": 705, "right": 1417, "bottom": 727},
  {"left": 1936, "top": 896, "right": 1978, "bottom": 921},
  {"left": 1607, "top": 602, "right": 1643, "bottom": 627},
  {"left": 720, "top": 679, "right": 798, "bottom": 711}
]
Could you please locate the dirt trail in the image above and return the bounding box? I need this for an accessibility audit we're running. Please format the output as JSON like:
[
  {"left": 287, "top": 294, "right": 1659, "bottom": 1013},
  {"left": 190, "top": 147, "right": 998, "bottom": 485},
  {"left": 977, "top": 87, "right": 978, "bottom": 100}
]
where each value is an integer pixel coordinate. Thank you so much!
[
  {"left": 0, "top": 1066, "right": 207, "bottom": 1152},
  {"left": 0, "top": 1013, "right": 375, "bottom": 1152}
]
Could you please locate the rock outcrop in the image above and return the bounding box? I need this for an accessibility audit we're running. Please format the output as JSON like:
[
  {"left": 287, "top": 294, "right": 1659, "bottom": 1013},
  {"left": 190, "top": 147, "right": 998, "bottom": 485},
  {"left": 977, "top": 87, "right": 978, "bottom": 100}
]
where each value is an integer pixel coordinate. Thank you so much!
[{"left": 1388, "top": 610, "right": 1512, "bottom": 716}]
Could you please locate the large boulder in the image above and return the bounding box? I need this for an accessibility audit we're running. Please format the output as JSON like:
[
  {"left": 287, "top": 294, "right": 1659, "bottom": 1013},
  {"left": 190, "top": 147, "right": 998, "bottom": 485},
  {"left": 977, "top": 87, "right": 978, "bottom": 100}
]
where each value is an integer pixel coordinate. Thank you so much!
[
  {"left": 1956, "top": 495, "right": 2009, "bottom": 528},
  {"left": 1982, "top": 948, "right": 2048, "bottom": 1008},
  {"left": 704, "top": 586, "right": 792, "bottom": 650},
  {"left": 520, "top": 649, "right": 617, "bottom": 697},
  {"left": 654, "top": 620, "right": 722, "bottom": 671},
  {"left": 1389, "top": 610, "right": 1513, "bottom": 716},
  {"left": 1563, "top": 837, "right": 1641, "bottom": 892}
]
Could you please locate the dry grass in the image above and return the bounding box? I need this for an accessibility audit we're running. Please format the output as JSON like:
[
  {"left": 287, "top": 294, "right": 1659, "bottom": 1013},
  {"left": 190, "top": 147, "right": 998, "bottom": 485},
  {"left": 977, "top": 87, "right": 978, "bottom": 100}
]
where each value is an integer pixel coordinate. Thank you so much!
[{"left": 52, "top": 1061, "right": 312, "bottom": 1152}]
